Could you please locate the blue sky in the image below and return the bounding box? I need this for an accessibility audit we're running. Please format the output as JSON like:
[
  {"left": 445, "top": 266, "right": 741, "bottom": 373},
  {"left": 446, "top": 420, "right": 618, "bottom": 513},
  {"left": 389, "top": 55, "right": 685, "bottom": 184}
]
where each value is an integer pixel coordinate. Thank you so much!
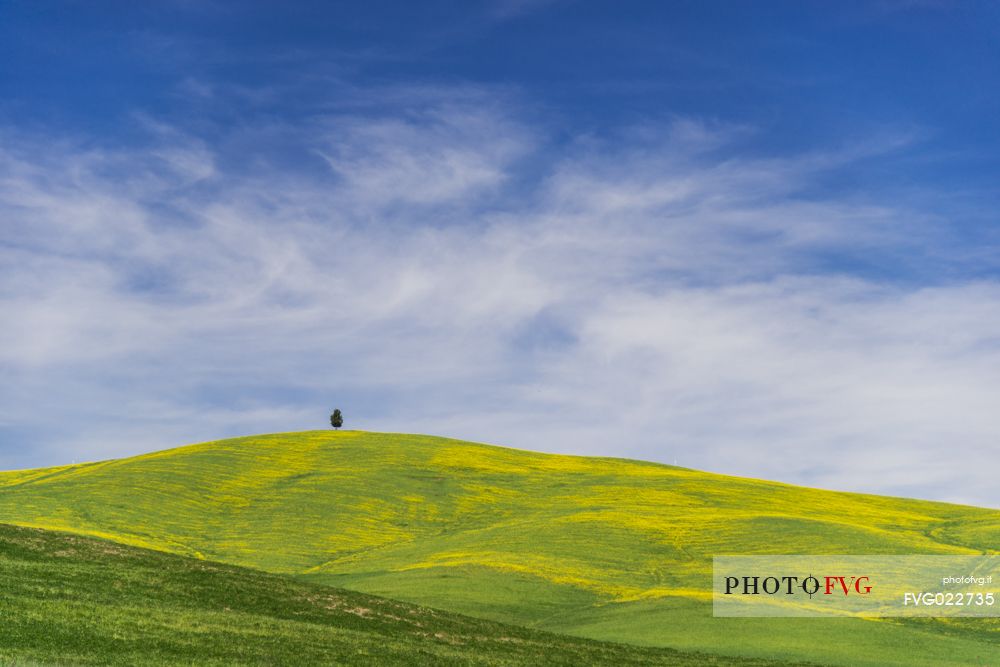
[{"left": 2, "top": 1, "right": 999, "bottom": 505}]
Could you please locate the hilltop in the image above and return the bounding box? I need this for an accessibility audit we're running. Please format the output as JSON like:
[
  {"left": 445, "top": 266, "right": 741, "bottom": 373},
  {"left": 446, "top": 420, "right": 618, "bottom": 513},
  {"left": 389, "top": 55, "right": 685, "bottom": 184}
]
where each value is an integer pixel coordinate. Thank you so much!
[{"left": 0, "top": 431, "right": 997, "bottom": 665}]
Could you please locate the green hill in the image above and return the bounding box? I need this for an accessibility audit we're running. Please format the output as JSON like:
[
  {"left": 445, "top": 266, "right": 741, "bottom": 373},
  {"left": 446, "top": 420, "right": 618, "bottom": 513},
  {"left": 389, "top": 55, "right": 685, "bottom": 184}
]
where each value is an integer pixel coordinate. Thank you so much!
[
  {"left": 1, "top": 522, "right": 789, "bottom": 666},
  {"left": 1, "top": 431, "right": 998, "bottom": 665}
]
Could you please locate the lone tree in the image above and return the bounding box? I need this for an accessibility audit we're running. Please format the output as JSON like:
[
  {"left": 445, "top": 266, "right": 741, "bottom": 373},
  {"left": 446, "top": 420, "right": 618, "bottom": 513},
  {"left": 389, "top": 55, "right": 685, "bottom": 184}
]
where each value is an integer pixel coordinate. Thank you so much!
[{"left": 330, "top": 408, "right": 343, "bottom": 430}]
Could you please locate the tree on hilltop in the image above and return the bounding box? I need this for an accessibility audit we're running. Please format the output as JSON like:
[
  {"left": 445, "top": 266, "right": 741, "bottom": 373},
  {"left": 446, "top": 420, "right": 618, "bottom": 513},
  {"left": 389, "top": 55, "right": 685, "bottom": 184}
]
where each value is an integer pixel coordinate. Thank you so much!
[{"left": 330, "top": 408, "right": 343, "bottom": 430}]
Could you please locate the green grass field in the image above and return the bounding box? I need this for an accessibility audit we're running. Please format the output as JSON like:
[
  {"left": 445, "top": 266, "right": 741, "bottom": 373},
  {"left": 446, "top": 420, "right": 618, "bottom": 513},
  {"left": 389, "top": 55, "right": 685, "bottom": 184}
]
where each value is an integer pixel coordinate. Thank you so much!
[
  {"left": 1, "top": 522, "right": 797, "bottom": 666},
  {"left": 1, "top": 431, "right": 998, "bottom": 665}
]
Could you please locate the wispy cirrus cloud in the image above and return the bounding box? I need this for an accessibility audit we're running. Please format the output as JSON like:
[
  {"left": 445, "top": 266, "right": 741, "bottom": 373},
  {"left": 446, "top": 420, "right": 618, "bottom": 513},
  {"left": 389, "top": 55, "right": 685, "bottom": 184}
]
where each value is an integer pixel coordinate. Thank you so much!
[
  {"left": 2, "top": 86, "right": 998, "bottom": 506},
  {"left": 489, "top": 0, "right": 566, "bottom": 20}
]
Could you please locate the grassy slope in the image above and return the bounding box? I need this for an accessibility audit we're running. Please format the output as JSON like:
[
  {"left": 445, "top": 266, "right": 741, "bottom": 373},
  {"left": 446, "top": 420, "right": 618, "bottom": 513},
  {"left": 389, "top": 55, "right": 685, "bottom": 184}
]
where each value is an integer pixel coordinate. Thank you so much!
[
  {"left": 0, "top": 431, "right": 997, "bottom": 665},
  {"left": 0, "top": 523, "right": 786, "bottom": 666}
]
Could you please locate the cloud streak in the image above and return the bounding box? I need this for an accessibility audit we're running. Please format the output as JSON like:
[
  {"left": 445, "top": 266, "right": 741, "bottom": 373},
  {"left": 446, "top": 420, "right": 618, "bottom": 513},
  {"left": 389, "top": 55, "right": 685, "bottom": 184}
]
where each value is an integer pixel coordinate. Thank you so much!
[{"left": 2, "top": 88, "right": 999, "bottom": 506}]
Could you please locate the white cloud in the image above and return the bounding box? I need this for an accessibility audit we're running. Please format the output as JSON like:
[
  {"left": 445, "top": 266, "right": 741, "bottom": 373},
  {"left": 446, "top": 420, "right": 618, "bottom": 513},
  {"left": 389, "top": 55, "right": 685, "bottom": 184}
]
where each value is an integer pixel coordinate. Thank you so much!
[
  {"left": 1, "top": 98, "right": 998, "bottom": 507},
  {"left": 315, "top": 105, "right": 530, "bottom": 207}
]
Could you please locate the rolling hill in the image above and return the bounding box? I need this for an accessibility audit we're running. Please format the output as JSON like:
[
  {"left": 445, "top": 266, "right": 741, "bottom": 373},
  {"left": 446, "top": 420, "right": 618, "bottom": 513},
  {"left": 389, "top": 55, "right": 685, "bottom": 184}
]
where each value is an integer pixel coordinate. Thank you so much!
[
  {"left": 1, "top": 431, "right": 998, "bottom": 665},
  {"left": 0, "top": 522, "right": 788, "bottom": 666}
]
